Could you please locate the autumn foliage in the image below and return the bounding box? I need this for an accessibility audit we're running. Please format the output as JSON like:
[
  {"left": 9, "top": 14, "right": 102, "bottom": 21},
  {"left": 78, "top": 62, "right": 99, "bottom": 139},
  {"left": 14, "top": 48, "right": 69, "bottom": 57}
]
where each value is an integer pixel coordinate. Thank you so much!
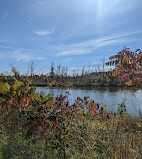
[
  {"left": 106, "top": 48, "right": 142, "bottom": 87},
  {"left": 0, "top": 80, "right": 117, "bottom": 158}
]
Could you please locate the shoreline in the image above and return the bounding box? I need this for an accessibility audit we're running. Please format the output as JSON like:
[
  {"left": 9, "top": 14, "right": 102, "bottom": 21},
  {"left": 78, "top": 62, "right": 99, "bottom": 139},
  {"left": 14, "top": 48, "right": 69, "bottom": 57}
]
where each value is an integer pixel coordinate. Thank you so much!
[{"left": 29, "top": 82, "right": 142, "bottom": 89}]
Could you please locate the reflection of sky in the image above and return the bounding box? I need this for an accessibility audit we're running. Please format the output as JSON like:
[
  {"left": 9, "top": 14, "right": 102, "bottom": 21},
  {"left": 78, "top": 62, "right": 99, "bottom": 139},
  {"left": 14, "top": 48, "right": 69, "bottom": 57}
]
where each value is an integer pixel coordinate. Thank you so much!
[{"left": 36, "top": 87, "right": 142, "bottom": 116}]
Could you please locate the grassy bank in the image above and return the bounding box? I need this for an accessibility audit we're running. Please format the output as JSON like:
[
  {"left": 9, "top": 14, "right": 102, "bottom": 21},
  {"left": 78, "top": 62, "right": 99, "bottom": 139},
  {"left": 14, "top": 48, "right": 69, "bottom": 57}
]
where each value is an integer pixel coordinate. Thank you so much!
[
  {"left": 0, "top": 80, "right": 142, "bottom": 159},
  {"left": 0, "top": 114, "right": 142, "bottom": 159}
]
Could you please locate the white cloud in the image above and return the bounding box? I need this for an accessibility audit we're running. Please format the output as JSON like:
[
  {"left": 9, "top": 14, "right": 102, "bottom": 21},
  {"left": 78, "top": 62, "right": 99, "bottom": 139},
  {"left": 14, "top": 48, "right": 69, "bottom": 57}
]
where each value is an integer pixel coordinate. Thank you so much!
[
  {"left": 14, "top": 52, "right": 44, "bottom": 61},
  {"left": 0, "top": 51, "right": 44, "bottom": 61},
  {"left": 56, "top": 29, "right": 142, "bottom": 57},
  {"left": 0, "top": 45, "right": 34, "bottom": 51},
  {"left": 57, "top": 50, "right": 90, "bottom": 57},
  {"left": 34, "top": 30, "right": 54, "bottom": 36},
  {"left": 70, "top": 30, "right": 142, "bottom": 49},
  {"left": 0, "top": 45, "right": 44, "bottom": 61}
]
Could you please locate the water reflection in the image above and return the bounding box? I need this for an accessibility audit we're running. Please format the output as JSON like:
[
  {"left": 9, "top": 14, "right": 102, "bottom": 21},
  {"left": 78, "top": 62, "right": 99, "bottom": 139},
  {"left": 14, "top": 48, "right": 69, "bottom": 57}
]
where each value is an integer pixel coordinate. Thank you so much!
[{"left": 36, "top": 87, "right": 142, "bottom": 116}]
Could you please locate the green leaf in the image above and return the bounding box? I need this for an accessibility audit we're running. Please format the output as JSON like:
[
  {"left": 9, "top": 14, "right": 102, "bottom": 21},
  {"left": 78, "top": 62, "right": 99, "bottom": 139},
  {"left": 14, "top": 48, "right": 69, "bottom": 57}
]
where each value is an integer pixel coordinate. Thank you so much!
[
  {"left": 43, "top": 96, "right": 49, "bottom": 102},
  {"left": 13, "top": 82, "right": 18, "bottom": 90},
  {"left": 15, "top": 80, "right": 23, "bottom": 87},
  {"left": 35, "top": 93, "right": 41, "bottom": 102},
  {"left": 18, "top": 90, "right": 21, "bottom": 97},
  {"left": 0, "top": 82, "right": 9, "bottom": 91},
  {"left": 5, "top": 83, "right": 10, "bottom": 90}
]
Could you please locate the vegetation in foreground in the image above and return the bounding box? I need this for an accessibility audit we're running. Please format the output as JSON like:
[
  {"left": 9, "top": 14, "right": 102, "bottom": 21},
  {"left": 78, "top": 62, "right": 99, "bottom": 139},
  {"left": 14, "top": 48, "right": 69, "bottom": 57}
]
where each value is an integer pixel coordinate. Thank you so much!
[{"left": 0, "top": 80, "right": 142, "bottom": 159}]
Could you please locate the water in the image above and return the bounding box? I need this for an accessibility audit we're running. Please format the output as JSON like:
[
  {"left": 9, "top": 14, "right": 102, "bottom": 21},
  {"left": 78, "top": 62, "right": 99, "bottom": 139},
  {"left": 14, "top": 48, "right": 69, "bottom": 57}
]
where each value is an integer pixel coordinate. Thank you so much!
[{"left": 36, "top": 87, "right": 142, "bottom": 116}]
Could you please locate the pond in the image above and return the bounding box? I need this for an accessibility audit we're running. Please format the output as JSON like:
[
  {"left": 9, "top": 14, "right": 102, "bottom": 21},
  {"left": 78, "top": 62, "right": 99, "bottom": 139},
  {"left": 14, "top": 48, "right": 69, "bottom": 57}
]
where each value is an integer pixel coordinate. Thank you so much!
[{"left": 36, "top": 87, "right": 142, "bottom": 117}]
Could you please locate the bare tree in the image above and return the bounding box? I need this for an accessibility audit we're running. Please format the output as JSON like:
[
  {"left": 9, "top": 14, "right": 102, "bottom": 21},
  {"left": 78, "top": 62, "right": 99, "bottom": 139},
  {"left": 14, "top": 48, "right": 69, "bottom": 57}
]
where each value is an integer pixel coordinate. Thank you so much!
[
  {"left": 72, "top": 69, "right": 76, "bottom": 77},
  {"left": 65, "top": 67, "right": 68, "bottom": 77},
  {"left": 81, "top": 66, "right": 85, "bottom": 76},
  {"left": 88, "top": 63, "right": 91, "bottom": 74},
  {"left": 30, "top": 61, "right": 35, "bottom": 76},
  {"left": 97, "top": 64, "right": 100, "bottom": 72},
  {"left": 92, "top": 64, "right": 96, "bottom": 73},
  {"left": 27, "top": 64, "right": 30, "bottom": 76},
  {"left": 101, "top": 58, "right": 105, "bottom": 82},
  {"left": 57, "top": 64, "right": 61, "bottom": 76},
  {"left": 100, "top": 58, "right": 105, "bottom": 73},
  {"left": 61, "top": 66, "right": 65, "bottom": 77}
]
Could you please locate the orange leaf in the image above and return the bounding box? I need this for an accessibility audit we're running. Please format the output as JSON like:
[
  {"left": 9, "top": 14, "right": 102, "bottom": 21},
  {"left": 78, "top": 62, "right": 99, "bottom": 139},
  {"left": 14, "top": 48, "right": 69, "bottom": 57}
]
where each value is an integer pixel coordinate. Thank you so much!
[
  {"left": 9, "top": 98, "right": 14, "bottom": 105},
  {"left": 125, "top": 80, "right": 132, "bottom": 86}
]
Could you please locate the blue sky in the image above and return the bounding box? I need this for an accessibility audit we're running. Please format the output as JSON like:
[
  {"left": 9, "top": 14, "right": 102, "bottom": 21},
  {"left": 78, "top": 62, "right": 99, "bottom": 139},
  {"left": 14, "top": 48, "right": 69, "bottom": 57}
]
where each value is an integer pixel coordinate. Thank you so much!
[{"left": 0, "top": 0, "right": 142, "bottom": 75}]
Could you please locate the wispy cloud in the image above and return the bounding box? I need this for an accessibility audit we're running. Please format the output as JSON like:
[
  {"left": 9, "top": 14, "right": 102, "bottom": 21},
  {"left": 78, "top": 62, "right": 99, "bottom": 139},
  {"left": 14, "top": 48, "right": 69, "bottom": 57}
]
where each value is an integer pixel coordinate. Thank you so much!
[
  {"left": 34, "top": 30, "right": 54, "bottom": 36},
  {"left": 13, "top": 51, "right": 44, "bottom": 61},
  {"left": 56, "top": 29, "right": 142, "bottom": 57},
  {"left": 0, "top": 45, "right": 34, "bottom": 51},
  {"left": 0, "top": 51, "right": 44, "bottom": 61},
  {"left": 57, "top": 50, "right": 90, "bottom": 57},
  {"left": 69, "top": 29, "right": 142, "bottom": 48},
  {"left": 0, "top": 45, "right": 44, "bottom": 61}
]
